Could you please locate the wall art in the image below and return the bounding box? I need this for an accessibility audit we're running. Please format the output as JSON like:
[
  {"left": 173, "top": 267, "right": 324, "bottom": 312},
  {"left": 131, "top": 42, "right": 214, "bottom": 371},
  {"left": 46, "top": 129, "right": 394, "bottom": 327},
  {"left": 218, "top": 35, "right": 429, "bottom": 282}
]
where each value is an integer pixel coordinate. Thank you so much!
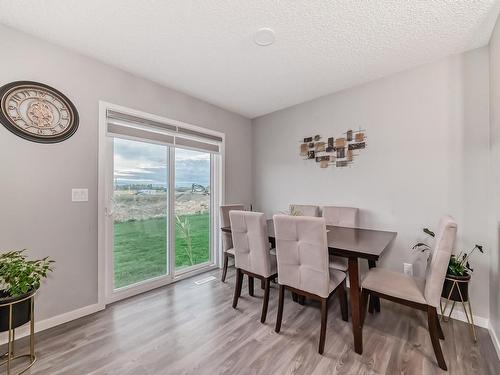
[{"left": 299, "top": 129, "right": 366, "bottom": 168}]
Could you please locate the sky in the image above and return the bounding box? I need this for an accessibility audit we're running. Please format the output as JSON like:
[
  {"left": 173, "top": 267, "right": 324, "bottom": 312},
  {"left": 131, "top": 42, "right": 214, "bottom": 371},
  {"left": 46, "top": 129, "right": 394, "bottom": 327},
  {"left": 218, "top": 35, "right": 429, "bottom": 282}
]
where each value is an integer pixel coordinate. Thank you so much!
[{"left": 113, "top": 138, "right": 210, "bottom": 187}]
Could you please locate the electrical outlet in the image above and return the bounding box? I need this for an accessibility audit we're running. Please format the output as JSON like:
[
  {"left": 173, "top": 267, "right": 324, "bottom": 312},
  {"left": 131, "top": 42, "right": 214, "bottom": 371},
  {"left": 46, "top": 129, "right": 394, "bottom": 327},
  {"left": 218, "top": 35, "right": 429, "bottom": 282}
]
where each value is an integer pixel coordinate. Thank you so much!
[
  {"left": 72, "top": 188, "right": 88, "bottom": 202},
  {"left": 403, "top": 263, "right": 413, "bottom": 277}
]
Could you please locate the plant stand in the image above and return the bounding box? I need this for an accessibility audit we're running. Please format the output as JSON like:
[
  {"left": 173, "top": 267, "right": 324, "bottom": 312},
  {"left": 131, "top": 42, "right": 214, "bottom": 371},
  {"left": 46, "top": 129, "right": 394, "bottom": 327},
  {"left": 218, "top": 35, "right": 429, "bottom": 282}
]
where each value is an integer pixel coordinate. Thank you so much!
[
  {"left": 0, "top": 294, "right": 36, "bottom": 375},
  {"left": 439, "top": 276, "right": 477, "bottom": 342}
]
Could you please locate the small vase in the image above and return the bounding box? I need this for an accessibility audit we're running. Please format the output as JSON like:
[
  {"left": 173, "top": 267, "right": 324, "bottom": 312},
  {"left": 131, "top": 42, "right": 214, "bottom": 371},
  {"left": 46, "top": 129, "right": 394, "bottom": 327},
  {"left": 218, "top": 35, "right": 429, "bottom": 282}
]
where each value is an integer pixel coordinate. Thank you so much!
[{"left": 441, "top": 274, "right": 470, "bottom": 302}]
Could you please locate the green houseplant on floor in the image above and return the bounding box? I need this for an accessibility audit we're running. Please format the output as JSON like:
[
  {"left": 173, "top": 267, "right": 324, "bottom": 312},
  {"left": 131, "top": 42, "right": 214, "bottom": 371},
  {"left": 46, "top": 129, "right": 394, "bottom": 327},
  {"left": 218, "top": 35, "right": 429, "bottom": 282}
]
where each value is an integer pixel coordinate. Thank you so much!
[
  {"left": 0, "top": 250, "right": 53, "bottom": 332},
  {"left": 413, "top": 228, "right": 483, "bottom": 302}
]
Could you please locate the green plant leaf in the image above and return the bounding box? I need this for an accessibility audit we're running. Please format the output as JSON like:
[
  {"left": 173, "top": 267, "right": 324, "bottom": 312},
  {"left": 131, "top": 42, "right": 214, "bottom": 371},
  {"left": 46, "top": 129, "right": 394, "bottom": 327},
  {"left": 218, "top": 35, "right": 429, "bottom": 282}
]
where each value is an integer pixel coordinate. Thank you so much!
[
  {"left": 0, "top": 250, "right": 54, "bottom": 297},
  {"left": 412, "top": 243, "right": 429, "bottom": 250},
  {"left": 423, "top": 228, "right": 435, "bottom": 237}
]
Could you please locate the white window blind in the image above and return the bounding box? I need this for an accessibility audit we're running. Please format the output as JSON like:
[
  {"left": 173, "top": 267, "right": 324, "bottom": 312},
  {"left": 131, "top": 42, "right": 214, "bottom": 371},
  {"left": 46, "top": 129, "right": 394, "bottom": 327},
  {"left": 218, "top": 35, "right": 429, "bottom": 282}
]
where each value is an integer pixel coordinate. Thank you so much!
[{"left": 106, "top": 109, "right": 222, "bottom": 153}]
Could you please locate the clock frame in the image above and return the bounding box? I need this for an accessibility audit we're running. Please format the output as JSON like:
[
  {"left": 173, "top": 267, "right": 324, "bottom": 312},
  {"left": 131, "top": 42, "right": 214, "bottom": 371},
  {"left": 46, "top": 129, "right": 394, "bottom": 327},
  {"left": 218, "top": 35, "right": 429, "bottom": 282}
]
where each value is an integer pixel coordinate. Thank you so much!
[{"left": 0, "top": 81, "right": 79, "bottom": 144}]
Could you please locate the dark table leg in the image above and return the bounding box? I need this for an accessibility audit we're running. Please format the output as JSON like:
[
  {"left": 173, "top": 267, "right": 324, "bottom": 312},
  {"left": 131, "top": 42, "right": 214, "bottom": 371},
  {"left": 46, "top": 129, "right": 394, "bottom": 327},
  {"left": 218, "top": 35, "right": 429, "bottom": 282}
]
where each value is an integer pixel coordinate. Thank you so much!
[
  {"left": 348, "top": 257, "right": 363, "bottom": 354},
  {"left": 367, "top": 260, "right": 381, "bottom": 313}
]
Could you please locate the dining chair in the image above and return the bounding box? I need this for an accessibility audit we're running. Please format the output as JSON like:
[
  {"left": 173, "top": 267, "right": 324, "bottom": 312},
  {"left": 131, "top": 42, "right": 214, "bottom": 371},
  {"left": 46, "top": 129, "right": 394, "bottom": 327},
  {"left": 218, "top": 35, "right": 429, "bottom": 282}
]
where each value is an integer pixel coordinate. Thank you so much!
[
  {"left": 230, "top": 211, "right": 278, "bottom": 323},
  {"left": 273, "top": 214, "right": 348, "bottom": 354},
  {"left": 361, "top": 215, "right": 457, "bottom": 371},
  {"left": 220, "top": 204, "right": 245, "bottom": 282},
  {"left": 322, "top": 206, "right": 359, "bottom": 272},
  {"left": 289, "top": 204, "right": 320, "bottom": 217}
]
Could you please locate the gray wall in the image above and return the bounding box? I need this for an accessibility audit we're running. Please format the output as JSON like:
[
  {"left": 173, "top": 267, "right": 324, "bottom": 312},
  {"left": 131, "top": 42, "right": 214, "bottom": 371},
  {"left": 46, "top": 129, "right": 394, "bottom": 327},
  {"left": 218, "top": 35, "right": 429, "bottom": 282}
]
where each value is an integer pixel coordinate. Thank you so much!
[
  {"left": 489, "top": 14, "right": 500, "bottom": 342},
  {"left": 252, "top": 48, "right": 492, "bottom": 319},
  {"left": 0, "top": 25, "right": 252, "bottom": 321}
]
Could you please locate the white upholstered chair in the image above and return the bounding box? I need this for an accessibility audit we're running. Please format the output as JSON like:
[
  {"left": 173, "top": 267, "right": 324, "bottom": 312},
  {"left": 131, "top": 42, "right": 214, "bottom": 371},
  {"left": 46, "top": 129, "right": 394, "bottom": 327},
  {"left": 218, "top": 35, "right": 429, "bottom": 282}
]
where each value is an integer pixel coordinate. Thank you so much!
[
  {"left": 220, "top": 204, "right": 245, "bottom": 282},
  {"left": 322, "top": 206, "right": 359, "bottom": 272},
  {"left": 273, "top": 214, "right": 348, "bottom": 354},
  {"left": 230, "top": 211, "right": 278, "bottom": 323},
  {"left": 322, "top": 206, "right": 359, "bottom": 228},
  {"left": 289, "top": 204, "right": 320, "bottom": 217},
  {"left": 361, "top": 215, "right": 457, "bottom": 371}
]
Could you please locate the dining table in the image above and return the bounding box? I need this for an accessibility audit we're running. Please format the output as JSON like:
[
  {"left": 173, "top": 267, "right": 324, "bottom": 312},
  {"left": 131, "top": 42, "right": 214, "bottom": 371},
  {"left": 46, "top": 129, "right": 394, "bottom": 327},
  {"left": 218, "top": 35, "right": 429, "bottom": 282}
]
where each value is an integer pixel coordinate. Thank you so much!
[{"left": 221, "top": 218, "right": 397, "bottom": 355}]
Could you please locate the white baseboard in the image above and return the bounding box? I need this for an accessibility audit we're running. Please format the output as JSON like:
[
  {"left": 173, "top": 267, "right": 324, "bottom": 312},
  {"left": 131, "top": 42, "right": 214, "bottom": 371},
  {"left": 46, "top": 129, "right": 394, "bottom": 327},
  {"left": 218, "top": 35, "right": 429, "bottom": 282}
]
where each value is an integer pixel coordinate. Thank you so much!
[
  {"left": 441, "top": 308, "right": 489, "bottom": 329},
  {"left": 0, "top": 302, "right": 104, "bottom": 345},
  {"left": 489, "top": 321, "right": 500, "bottom": 360}
]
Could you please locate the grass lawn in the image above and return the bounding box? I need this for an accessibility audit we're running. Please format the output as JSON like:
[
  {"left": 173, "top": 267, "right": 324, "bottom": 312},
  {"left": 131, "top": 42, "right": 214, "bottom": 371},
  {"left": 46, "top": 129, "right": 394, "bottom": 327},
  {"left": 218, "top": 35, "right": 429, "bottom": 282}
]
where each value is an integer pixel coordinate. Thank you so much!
[{"left": 113, "top": 213, "right": 210, "bottom": 288}]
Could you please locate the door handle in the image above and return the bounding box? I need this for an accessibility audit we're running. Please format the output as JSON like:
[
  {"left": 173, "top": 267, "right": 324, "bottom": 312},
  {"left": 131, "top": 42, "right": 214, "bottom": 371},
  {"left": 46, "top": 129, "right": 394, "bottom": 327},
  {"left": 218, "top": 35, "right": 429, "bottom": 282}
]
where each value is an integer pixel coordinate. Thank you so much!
[{"left": 106, "top": 197, "right": 116, "bottom": 217}]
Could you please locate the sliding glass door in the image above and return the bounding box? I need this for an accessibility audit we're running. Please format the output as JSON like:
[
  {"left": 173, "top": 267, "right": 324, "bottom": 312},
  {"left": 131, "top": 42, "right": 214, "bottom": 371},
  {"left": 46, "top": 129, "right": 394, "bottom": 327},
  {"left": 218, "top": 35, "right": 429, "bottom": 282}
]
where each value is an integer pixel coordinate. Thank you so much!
[
  {"left": 174, "top": 148, "right": 211, "bottom": 272},
  {"left": 113, "top": 138, "right": 169, "bottom": 289},
  {"left": 107, "top": 141, "right": 218, "bottom": 302},
  {"left": 112, "top": 143, "right": 214, "bottom": 286}
]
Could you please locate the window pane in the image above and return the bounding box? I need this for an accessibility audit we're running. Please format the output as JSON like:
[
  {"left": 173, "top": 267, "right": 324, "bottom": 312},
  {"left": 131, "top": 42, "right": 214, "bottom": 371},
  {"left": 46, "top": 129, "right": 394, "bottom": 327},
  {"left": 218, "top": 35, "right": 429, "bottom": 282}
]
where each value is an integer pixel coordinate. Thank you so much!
[
  {"left": 113, "top": 138, "right": 168, "bottom": 288},
  {"left": 174, "top": 148, "right": 211, "bottom": 270}
]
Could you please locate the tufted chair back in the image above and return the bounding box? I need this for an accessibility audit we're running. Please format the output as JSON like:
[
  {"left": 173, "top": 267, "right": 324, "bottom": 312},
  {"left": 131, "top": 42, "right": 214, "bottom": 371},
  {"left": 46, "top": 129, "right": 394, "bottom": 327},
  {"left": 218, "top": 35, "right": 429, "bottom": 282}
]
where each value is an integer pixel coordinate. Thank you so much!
[
  {"left": 322, "top": 206, "right": 358, "bottom": 228},
  {"left": 230, "top": 211, "right": 274, "bottom": 277},
  {"left": 273, "top": 214, "right": 330, "bottom": 298},
  {"left": 220, "top": 204, "right": 245, "bottom": 252}
]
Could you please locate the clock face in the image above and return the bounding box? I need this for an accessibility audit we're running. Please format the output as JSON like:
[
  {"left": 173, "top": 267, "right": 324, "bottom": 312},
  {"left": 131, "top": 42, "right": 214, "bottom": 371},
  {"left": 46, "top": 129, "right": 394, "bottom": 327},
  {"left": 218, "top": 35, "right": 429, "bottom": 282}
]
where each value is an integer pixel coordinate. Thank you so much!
[{"left": 0, "top": 81, "right": 79, "bottom": 143}]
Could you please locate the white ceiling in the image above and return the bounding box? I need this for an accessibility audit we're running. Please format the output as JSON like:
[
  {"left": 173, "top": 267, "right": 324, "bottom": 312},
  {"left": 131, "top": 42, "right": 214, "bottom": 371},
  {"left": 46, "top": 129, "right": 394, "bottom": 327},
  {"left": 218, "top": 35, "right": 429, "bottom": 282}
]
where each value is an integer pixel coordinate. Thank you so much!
[{"left": 1, "top": 1, "right": 499, "bottom": 118}]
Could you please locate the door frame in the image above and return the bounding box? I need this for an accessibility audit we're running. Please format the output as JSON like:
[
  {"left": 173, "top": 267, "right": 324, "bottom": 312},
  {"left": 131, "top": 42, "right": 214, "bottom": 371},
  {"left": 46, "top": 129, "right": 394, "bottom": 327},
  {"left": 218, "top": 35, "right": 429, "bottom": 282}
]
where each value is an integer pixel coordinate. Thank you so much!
[{"left": 98, "top": 101, "right": 225, "bottom": 306}]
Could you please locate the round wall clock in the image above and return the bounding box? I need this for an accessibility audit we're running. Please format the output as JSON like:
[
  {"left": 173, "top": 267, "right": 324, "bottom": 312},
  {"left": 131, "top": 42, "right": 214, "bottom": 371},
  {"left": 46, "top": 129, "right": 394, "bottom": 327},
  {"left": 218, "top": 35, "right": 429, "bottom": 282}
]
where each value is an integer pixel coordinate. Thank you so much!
[{"left": 0, "top": 81, "right": 79, "bottom": 143}]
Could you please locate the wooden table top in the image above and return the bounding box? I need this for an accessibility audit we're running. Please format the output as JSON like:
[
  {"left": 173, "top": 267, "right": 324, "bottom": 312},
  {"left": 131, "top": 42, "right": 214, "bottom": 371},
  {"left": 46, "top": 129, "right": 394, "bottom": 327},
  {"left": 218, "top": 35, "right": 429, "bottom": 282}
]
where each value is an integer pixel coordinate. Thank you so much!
[{"left": 221, "top": 219, "right": 397, "bottom": 261}]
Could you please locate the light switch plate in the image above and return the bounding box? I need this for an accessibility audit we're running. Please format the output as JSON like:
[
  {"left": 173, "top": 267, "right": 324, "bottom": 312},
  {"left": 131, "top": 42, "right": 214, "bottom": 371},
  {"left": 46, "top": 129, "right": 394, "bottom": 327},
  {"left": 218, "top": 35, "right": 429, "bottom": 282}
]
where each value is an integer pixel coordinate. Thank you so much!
[{"left": 72, "top": 188, "right": 88, "bottom": 202}]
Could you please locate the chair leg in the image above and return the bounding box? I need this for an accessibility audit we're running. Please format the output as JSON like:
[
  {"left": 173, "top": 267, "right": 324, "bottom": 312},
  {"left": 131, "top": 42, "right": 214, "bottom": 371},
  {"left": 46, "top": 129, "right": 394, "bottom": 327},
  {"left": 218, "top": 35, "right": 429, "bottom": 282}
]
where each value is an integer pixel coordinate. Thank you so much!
[
  {"left": 338, "top": 281, "right": 348, "bottom": 322},
  {"left": 367, "top": 260, "right": 381, "bottom": 313},
  {"left": 261, "top": 278, "right": 265, "bottom": 289},
  {"left": 261, "top": 278, "right": 271, "bottom": 323},
  {"left": 248, "top": 276, "right": 254, "bottom": 296},
  {"left": 437, "top": 317, "right": 445, "bottom": 340},
  {"left": 427, "top": 306, "right": 447, "bottom": 371},
  {"left": 373, "top": 295, "right": 381, "bottom": 313},
  {"left": 319, "top": 298, "right": 328, "bottom": 355},
  {"left": 221, "top": 253, "right": 229, "bottom": 282},
  {"left": 368, "top": 295, "right": 374, "bottom": 314},
  {"left": 232, "top": 268, "right": 243, "bottom": 309},
  {"left": 275, "top": 284, "right": 285, "bottom": 333},
  {"left": 361, "top": 288, "right": 370, "bottom": 326}
]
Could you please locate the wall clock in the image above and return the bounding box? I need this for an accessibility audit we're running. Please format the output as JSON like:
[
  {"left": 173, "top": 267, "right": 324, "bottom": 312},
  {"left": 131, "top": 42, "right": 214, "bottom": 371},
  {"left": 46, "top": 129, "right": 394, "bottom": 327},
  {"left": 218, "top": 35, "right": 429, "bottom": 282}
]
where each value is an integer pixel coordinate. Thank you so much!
[{"left": 0, "top": 81, "right": 79, "bottom": 143}]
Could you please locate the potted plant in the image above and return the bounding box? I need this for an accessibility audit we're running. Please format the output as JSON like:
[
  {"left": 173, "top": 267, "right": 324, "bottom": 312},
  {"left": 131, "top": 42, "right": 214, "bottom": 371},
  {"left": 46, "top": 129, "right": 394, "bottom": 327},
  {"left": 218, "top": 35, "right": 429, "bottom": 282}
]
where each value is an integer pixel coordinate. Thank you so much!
[
  {"left": 0, "top": 250, "right": 54, "bottom": 332},
  {"left": 413, "top": 228, "right": 483, "bottom": 302}
]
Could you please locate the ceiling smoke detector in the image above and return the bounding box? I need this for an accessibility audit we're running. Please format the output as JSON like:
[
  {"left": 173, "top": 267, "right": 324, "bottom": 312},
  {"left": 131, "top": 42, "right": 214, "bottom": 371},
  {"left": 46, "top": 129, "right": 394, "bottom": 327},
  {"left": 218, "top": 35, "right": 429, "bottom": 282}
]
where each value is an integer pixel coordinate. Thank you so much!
[{"left": 254, "top": 28, "right": 275, "bottom": 46}]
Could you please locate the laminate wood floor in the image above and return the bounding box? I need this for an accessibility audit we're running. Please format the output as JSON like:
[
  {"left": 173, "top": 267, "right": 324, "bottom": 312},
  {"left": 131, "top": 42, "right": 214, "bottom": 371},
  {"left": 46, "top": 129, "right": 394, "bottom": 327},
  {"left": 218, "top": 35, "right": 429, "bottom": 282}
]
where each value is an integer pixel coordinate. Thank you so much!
[{"left": 3, "top": 268, "right": 499, "bottom": 375}]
